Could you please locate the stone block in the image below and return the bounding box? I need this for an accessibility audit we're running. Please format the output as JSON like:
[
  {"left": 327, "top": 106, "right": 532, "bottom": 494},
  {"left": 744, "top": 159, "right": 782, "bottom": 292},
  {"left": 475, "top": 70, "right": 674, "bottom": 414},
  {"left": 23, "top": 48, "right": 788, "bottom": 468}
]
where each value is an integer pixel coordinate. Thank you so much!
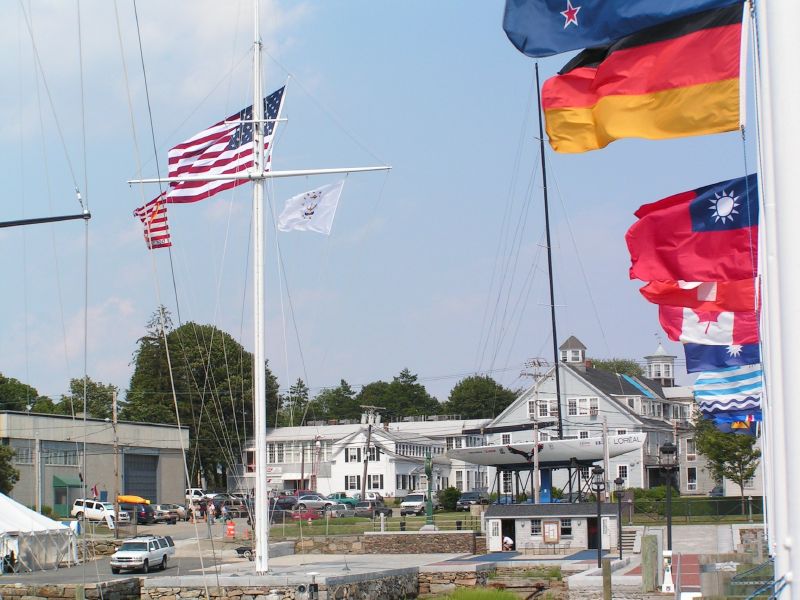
[{"left": 429, "top": 583, "right": 456, "bottom": 594}]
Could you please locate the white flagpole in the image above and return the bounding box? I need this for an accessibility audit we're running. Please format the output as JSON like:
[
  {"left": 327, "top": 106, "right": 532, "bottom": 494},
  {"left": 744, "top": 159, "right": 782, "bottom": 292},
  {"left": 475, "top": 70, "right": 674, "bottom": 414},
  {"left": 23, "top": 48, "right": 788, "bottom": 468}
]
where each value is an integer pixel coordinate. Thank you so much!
[
  {"left": 252, "top": 0, "right": 269, "bottom": 575},
  {"left": 760, "top": 0, "right": 800, "bottom": 594}
]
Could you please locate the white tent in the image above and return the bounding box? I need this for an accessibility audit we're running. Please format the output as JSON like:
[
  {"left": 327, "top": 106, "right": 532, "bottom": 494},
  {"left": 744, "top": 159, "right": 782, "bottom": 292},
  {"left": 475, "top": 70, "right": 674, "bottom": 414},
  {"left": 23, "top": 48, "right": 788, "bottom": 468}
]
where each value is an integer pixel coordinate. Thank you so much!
[{"left": 0, "top": 493, "right": 77, "bottom": 573}]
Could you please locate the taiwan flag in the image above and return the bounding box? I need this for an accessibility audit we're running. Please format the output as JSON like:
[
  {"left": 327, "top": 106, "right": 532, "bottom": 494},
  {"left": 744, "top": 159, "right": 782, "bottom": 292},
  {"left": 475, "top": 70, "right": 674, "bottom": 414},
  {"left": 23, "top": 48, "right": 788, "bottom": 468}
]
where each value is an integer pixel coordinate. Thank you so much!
[
  {"left": 626, "top": 174, "right": 758, "bottom": 281},
  {"left": 684, "top": 341, "right": 760, "bottom": 372},
  {"left": 640, "top": 279, "right": 757, "bottom": 312},
  {"left": 658, "top": 305, "right": 759, "bottom": 346}
]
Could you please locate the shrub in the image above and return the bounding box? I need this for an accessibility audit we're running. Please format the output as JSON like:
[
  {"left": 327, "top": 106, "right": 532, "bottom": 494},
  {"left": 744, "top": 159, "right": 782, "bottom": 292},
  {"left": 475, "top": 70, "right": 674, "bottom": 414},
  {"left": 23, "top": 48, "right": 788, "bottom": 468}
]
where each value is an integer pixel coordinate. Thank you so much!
[{"left": 439, "top": 487, "right": 461, "bottom": 511}]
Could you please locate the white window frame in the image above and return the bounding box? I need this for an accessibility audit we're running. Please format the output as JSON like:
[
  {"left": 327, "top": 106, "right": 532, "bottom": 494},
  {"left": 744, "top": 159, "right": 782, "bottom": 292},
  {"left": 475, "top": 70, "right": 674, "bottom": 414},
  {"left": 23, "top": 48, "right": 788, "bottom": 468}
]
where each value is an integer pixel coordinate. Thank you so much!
[
  {"left": 530, "top": 519, "right": 542, "bottom": 536},
  {"left": 617, "top": 465, "right": 628, "bottom": 480},
  {"left": 568, "top": 399, "right": 577, "bottom": 416},
  {"left": 687, "top": 467, "right": 697, "bottom": 491},
  {"left": 685, "top": 438, "right": 697, "bottom": 461},
  {"left": 538, "top": 401, "right": 549, "bottom": 418},
  {"left": 501, "top": 434, "right": 511, "bottom": 445},
  {"left": 579, "top": 431, "right": 589, "bottom": 439}
]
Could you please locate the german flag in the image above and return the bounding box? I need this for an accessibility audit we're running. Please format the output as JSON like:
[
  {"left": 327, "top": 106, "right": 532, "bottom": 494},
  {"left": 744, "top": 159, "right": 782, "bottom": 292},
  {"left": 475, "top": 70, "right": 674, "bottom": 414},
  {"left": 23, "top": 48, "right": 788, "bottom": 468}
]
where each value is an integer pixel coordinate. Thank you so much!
[{"left": 542, "top": 4, "right": 743, "bottom": 153}]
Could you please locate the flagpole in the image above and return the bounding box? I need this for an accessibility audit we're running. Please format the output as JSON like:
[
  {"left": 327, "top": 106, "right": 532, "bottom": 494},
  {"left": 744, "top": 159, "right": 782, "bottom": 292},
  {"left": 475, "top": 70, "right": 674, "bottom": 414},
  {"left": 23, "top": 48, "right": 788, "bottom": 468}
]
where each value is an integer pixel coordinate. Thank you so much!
[
  {"left": 251, "top": 0, "right": 269, "bottom": 576},
  {"left": 760, "top": 0, "right": 799, "bottom": 594},
  {"left": 535, "top": 62, "right": 564, "bottom": 439}
]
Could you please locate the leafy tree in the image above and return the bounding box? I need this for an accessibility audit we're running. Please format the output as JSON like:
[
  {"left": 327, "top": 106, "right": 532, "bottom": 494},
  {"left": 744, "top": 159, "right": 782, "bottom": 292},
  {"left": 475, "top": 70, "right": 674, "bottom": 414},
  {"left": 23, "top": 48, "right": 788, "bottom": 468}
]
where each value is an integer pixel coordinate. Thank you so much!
[
  {"left": 438, "top": 486, "right": 461, "bottom": 511},
  {"left": 588, "top": 358, "right": 644, "bottom": 378},
  {"left": 282, "top": 378, "right": 310, "bottom": 426},
  {"left": 30, "top": 396, "right": 57, "bottom": 414},
  {"left": 0, "top": 445, "right": 20, "bottom": 494},
  {"left": 311, "top": 380, "right": 361, "bottom": 422},
  {"left": 355, "top": 369, "right": 440, "bottom": 419},
  {"left": 442, "top": 375, "right": 519, "bottom": 419},
  {"left": 0, "top": 374, "right": 41, "bottom": 411},
  {"left": 57, "top": 377, "right": 118, "bottom": 420},
  {"left": 694, "top": 416, "right": 760, "bottom": 514},
  {"left": 124, "top": 307, "right": 281, "bottom": 490}
]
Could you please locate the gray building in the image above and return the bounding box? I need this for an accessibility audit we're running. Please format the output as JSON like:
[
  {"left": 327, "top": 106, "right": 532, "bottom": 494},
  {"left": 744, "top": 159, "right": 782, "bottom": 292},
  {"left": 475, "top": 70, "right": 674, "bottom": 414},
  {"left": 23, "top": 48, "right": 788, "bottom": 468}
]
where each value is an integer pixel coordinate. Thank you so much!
[{"left": 1, "top": 411, "right": 189, "bottom": 516}]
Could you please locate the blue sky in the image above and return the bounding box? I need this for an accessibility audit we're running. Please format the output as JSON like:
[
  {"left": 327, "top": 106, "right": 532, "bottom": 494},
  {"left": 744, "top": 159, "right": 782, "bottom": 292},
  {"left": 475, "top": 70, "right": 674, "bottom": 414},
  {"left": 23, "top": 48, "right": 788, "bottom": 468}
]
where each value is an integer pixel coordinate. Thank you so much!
[{"left": 0, "top": 1, "right": 755, "bottom": 404}]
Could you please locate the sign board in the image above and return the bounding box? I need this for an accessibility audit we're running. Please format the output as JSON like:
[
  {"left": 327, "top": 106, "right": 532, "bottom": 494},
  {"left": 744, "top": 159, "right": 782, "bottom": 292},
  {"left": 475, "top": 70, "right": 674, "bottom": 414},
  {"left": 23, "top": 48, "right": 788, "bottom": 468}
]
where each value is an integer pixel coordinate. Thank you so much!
[{"left": 543, "top": 519, "right": 560, "bottom": 543}]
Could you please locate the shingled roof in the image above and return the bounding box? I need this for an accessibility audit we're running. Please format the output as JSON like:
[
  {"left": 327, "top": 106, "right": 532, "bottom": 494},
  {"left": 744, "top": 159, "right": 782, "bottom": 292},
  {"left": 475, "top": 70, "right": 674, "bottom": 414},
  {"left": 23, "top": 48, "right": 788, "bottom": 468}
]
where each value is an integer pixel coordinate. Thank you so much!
[{"left": 559, "top": 335, "right": 587, "bottom": 351}]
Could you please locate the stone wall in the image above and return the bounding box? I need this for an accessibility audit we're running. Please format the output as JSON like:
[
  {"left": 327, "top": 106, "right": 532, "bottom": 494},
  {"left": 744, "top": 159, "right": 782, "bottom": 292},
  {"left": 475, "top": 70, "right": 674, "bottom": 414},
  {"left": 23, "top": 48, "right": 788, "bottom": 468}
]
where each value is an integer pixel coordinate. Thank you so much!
[
  {"left": 0, "top": 578, "right": 141, "bottom": 600},
  {"left": 362, "top": 532, "right": 476, "bottom": 554},
  {"left": 567, "top": 590, "right": 671, "bottom": 600},
  {"left": 142, "top": 569, "right": 418, "bottom": 600},
  {"left": 293, "top": 531, "right": 477, "bottom": 555},
  {"left": 418, "top": 570, "right": 488, "bottom": 595},
  {"left": 78, "top": 538, "right": 123, "bottom": 560}
]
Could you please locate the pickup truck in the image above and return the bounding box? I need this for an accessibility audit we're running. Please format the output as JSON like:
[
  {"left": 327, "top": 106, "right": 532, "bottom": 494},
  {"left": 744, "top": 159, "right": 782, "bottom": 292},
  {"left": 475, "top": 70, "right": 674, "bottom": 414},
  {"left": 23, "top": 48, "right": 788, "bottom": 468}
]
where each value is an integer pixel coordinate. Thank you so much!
[
  {"left": 326, "top": 492, "right": 358, "bottom": 507},
  {"left": 110, "top": 535, "right": 175, "bottom": 574}
]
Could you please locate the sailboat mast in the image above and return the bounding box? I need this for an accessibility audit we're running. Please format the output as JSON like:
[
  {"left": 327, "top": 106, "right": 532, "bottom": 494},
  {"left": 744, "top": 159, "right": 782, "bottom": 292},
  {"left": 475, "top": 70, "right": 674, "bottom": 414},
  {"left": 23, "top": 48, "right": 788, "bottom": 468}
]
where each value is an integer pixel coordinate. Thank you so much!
[
  {"left": 251, "top": 0, "right": 270, "bottom": 576},
  {"left": 535, "top": 63, "right": 564, "bottom": 439}
]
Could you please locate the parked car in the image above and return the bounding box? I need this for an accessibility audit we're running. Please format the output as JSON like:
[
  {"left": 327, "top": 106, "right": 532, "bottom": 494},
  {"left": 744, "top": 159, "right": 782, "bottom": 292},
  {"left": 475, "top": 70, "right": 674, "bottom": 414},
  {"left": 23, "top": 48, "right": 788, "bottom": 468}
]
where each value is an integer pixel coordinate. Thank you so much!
[
  {"left": 70, "top": 499, "right": 128, "bottom": 523},
  {"left": 326, "top": 503, "right": 356, "bottom": 518},
  {"left": 354, "top": 500, "right": 392, "bottom": 518},
  {"left": 709, "top": 484, "right": 725, "bottom": 497},
  {"left": 110, "top": 535, "right": 175, "bottom": 574},
  {"left": 291, "top": 509, "right": 323, "bottom": 521},
  {"left": 156, "top": 503, "right": 188, "bottom": 521},
  {"left": 119, "top": 502, "right": 156, "bottom": 524},
  {"left": 293, "top": 489, "right": 316, "bottom": 497},
  {"left": 212, "top": 498, "right": 248, "bottom": 518},
  {"left": 455, "top": 492, "right": 489, "bottom": 511},
  {"left": 326, "top": 492, "right": 358, "bottom": 507},
  {"left": 352, "top": 491, "right": 383, "bottom": 502},
  {"left": 152, "top": 504, "right": 179, "bottom": 524},
  {"left": 271, "top": 495, "right": 298, "bottom": 511},
  {"left": 296, "top": 494, "right": 334, "bottom": 510}
]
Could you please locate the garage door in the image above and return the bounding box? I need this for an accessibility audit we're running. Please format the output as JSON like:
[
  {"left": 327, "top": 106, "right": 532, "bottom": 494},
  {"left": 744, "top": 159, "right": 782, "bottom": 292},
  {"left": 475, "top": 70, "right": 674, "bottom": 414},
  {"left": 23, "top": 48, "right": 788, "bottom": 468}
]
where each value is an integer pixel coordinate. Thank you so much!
[{"left": 124, "top": 454, "right": 159, "bottom": 502}]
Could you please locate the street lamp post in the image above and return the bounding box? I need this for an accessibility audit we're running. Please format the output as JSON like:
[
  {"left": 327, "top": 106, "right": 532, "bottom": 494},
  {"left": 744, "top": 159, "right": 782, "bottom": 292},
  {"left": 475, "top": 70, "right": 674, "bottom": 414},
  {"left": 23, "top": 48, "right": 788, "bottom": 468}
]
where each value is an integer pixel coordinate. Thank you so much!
[
  {"left": 592, "top": 465, "right": 606, "bottom": 568},
  {"left": 614, "top": 476, "right": 624, "bottom": 560},
  {"left": 659, "top": 441, "right": 678, "bottom": 550},
  {"left": 659, "top": 441, "right": 678, "bottom": 594}
]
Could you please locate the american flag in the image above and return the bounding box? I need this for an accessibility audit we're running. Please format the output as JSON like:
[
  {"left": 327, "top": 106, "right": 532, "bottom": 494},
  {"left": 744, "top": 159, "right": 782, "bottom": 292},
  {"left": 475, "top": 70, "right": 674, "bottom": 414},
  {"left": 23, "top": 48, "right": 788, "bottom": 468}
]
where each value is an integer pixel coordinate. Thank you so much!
[
  {"left": 134, "top": 193, "right": 172, "bottom": 250},
  {"left": 165, "top": 86, "right": 285, "bottom": 203}
]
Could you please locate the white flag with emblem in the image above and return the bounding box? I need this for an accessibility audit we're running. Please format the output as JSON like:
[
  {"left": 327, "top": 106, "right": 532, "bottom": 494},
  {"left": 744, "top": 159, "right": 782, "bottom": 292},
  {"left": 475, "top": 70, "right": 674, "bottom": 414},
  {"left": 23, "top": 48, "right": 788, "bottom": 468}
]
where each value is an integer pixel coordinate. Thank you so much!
[{"left": 277, "top": 180, "right": 344, "bottom": 234}]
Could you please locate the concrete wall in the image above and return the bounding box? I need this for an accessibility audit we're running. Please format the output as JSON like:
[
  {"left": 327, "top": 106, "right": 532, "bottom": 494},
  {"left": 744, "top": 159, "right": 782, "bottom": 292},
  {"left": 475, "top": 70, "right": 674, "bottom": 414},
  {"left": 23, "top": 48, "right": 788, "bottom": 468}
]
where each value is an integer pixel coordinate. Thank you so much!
[{"left": 293, "top": 531, "right": 477, "bottom": 554}]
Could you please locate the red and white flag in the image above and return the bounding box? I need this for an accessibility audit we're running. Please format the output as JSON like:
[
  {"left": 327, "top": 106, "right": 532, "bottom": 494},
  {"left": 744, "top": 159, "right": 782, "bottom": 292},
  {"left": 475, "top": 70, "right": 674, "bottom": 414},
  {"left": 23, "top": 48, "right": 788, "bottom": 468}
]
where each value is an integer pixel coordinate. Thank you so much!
[
  {"left": 640, "top": 279, "right": 757, "bottom": 312},
  {"left": 134, "top": 194, "right": 172, "bottom": 250},
  {"left": 658, "top": 305, "right": 759, "bottom": 346},
  {"left": 165, "top": 86, "right": 285, "bottom": 204}
]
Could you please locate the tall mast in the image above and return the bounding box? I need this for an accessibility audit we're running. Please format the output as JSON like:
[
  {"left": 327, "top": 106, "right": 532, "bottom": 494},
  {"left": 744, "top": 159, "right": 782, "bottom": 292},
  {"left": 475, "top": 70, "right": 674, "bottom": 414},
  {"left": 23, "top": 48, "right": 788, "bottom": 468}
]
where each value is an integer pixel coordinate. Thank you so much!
[
  {"left": 535, "top": 63, "right": 564, "bottom": 439},
  {"left": 251, "top": 0, "right": 269, "bottom": 575}
]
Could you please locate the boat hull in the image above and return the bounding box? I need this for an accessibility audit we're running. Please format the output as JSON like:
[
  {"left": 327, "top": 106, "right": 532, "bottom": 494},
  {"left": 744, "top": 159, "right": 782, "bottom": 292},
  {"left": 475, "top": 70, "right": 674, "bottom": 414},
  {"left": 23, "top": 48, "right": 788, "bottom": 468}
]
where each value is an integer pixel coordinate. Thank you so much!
[{"left": 446, "top": 433, "right": 645, "bottom": 467}]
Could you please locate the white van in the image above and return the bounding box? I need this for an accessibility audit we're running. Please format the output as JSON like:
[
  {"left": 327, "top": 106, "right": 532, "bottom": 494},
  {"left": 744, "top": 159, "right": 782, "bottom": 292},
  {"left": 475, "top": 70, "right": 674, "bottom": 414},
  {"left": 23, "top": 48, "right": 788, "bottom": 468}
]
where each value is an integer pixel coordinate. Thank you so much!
[{"left": 185, "top": 488, "right": 207, "bottom": 502}]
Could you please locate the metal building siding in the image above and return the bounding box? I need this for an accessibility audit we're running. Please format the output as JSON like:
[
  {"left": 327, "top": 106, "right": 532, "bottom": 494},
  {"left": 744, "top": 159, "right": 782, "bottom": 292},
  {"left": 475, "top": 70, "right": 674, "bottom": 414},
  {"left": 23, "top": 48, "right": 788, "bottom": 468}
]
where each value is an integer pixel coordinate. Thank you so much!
[{"left": 124, "top": 454, "right": 159, "bottom": 502}]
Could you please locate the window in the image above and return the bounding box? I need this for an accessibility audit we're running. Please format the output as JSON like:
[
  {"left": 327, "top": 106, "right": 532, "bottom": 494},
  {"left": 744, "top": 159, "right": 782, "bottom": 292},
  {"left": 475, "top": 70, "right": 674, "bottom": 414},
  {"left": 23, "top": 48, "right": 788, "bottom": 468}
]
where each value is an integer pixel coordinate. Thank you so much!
[
  {"left": 501, "top": 434, "right": 511, "bottom": 445},
  {"left": 455, "top": 470, "right": 463, "bottom": 490},
  {"left": 627, "top": 398, "right": 636, "bottom": 410},
  {"left": 652, "top": 364, "right": 662, "bottom": 378},
  {"left": 570, "top": 350, "right": 582, "bottom": 362},
  {"left": 446, "top": 438, "right": 454, "bottom": 450},
  {"left": 550, "top": 402, "right": 559, "bottom": 417},
  {"left": 560, "top": 350, "right": 568, "bottom": 362},
  {"left": 560, "top": 518, "right": 572, "bottom": 537},
  {"left": 367, "top": 446, "right": 381, "bottom": 461},
  {"left": 685, "top": 438, "right": 697, "bottom": 461},
  {"left": 368, "top": 474, "right": 384, "bottom": 490},
  {"left": 539, "top": 432, "right": 550, "bottom": 441},
  {"left": 568, "top": 399, "right": 577, "bottom": 416},
  {"left": 530, "top": 519, "right": 542, "bottom": 535},
  {"left": 345, "top": 475, "right": 361, "bottom": 490},
  {"left": 345, "top": 447, "right": 361, "bottom": 463},
  {"left": 576, "top": 397, "right": 599, "bottom": 416},
  {"left": 744, "top": 477, "right": 755, "bottom": 489},
  {"left": 617, "top": 429, "right": 627, "bottom": 436},
  {"left": 664, "top": 364, "right": 673, "bottom": 378},
  {"left": 276, "top": 443, "right": 284, "bottom": 463},
  {"left": 579, "top": 431, "right": 589, "bottom": 439},
  {"left": 268, "top": 443, "right": 275, "bottom": 463},
  {"left": 528, "top": 401, "right": 537, "bottom": 418},
  {"left": 579, "top": 466, "right": 590, "bottom": 480},
  {"left": 502, "top": 471, "right": 513, "bottom": 494},
  {"left": 538, "top": 401, "right": 549, "bottom": 418},
  {"left": 590, "top": 398, "right": 599, "bottom": 415},
  {"left": 687, "top": 467, "right": 697, "bottom": 491},
  {"left": 617, "top": 465, "right": 628, "bottom": 480},
  {"left": 454, "top": 438, "right": 463, "bottom": 449},
  {"left": 467, "top": 471, "right": 473, "bottom": 490},
  {"left": 10, "top": 441, "right": 32, "bottom": 464},
  {"left": 44, "top": 447, "right": 79, "bottom": 466},
  {"left": 491, "top": 520, "right": 500, "bottom": 538}
]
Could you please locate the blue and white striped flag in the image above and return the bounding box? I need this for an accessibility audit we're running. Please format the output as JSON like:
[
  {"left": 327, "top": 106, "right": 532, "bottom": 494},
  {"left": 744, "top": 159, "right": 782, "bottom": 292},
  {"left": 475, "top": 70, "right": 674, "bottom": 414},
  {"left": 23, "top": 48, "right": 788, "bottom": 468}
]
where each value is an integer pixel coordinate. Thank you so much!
[{"left": 694, "top": 364, "right": 762, "bottom": 414}]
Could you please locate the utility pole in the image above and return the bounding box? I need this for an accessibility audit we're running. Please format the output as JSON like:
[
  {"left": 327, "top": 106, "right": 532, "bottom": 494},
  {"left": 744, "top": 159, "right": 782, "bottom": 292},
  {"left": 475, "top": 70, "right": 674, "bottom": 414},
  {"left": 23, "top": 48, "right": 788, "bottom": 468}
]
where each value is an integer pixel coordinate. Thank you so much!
[
  {"left": 533, "top": 418, "right": 540, "bottom": 504},
  {"left": 360, "top": 405, "right": 384, "bottom": 501},
  {"left": 112, "top": 391, "right": 120, "bottom": 539}
]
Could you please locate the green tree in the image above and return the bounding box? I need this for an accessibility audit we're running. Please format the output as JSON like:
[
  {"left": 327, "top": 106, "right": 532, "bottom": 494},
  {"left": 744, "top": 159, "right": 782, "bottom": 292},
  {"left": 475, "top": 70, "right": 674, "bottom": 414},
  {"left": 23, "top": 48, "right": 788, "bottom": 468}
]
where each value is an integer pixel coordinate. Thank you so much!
[
  {"left": 588, "top": 358, "right": 644, "bottom": 378},
  {"left": 0, "top": 445, "right": 20, "bottom": 494},
  {"left": 30, "top": 396, "right": 57, "bottom": 414},
  {"left": 0, "top": 374, "right": 41, "bottom": 411},
  {"left": 442, "top": 375, "right": 519, "bottom": 419},
  {"left": 124, "top": 307, "right": 281, "bottom": 490},
  {"left": 356, "top": 369, "right": 440, "bottom": 419},
  {"left": 282, "top": 378, "right": 310, "bottom": 426},
  {"left": 57, "top": 377, "right": 118, "bottom": 420},
  {"left": 694, "top": 416, "right": 761, "bottom": 513},
  {"left": 311, "top": 380, "right": 360, "bottom": 422}
]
